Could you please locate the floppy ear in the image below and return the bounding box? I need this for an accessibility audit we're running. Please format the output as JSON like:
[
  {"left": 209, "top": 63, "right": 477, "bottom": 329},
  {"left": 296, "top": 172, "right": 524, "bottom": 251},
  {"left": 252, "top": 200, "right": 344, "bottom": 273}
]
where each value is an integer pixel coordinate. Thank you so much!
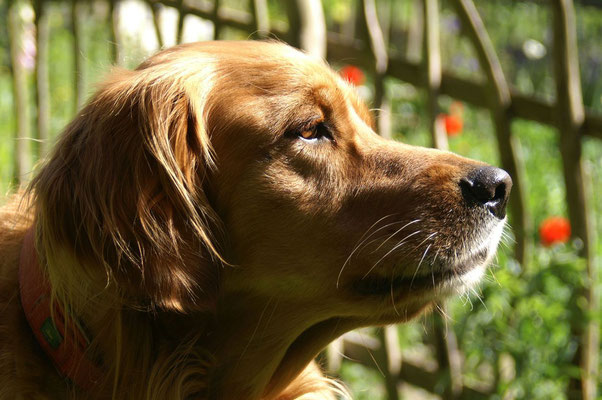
[{"left": 31, "top": 63, "right": 223, "bottom": 313}]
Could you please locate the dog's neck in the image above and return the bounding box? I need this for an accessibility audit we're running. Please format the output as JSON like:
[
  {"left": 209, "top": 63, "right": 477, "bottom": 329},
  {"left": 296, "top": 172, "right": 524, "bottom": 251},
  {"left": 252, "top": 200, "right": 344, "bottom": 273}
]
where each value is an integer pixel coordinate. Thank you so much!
[
  {"left": 202, "top": 279, "right": 361, "bottom": 399},
  {"left": 21, "top": 229, "right": 354, "bottom": 399},
  {"left": 204, "top": 272, "right": 428, "bottom": 399}
]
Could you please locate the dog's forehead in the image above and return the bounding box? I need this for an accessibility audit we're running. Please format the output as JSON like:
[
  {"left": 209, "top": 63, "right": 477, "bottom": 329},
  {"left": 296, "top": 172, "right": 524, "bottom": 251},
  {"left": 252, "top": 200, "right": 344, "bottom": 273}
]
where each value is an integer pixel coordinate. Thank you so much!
[
  {"left": 200, "top": 40, "right": 323, "bottom": 66},
  {"left": 218, "top": 47, "right": 335, "bottom": 89},
  {"left": 146, "top": 41, "right": 349, "bottom": 104},
  {"left": 146, "top": 41, "right": 373, "bottom": 135}
]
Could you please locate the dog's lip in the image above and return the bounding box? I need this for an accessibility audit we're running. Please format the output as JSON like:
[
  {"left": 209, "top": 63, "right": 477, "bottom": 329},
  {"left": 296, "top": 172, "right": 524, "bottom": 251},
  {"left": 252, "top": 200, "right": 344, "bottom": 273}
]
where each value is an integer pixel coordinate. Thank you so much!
[
  {"left": 352, "top": 247, "right": 489, "bottom": 296},
  {"left": 352, "top": 271, "right": 447, "bottom": 296}
]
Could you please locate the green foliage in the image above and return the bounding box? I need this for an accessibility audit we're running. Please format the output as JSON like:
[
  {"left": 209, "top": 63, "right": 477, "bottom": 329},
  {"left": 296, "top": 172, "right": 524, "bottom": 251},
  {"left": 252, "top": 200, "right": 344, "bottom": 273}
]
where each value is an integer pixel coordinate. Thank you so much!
[
  {"left": 336, "top": 95, "right": 602, "bottom": 398},
  {"left": 453, "top": 245, "right": 586, "bottom": 399},
  {"left": 339, "top": 362, "right": 386, "bottom": 400}
]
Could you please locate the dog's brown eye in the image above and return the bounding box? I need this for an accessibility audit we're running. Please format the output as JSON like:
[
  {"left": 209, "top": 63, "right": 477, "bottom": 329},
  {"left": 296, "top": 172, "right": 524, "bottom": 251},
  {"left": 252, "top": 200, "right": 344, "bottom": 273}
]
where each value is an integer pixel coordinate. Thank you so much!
[
  {"left": 298, "top": 123, "right": 331, "bottom": 142},
  {"left": 300, "top": 129, "right": 317, "bottom": 140}
]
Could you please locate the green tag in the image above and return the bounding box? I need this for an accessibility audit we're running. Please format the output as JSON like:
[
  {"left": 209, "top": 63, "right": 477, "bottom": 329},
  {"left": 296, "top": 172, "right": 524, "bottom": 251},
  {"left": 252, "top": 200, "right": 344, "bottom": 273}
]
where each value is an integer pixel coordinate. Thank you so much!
[{"left": 41, "top": 317, "right": 63, "bottom": 349}]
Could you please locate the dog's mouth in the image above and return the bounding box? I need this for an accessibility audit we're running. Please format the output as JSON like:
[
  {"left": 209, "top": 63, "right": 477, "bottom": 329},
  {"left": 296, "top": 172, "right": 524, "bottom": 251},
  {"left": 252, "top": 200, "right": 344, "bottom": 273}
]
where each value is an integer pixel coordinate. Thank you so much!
[
  {"left": 352, "top": 245, "right": 491, "bottom": 297},
  {"left": 345, "top": 213, "right": 507, "bottom": 299}
]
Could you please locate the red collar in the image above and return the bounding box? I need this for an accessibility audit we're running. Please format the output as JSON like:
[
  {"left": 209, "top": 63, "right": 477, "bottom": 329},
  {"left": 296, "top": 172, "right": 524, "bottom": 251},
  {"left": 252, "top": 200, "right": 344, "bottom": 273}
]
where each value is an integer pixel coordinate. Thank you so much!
[{"left": 19, "top": 228, "right": 103, "bottom": 390}]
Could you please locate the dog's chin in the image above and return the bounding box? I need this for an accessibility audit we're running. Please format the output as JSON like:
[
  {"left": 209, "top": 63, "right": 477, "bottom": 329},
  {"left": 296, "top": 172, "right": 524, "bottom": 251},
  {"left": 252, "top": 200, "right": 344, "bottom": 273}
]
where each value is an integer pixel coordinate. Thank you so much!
[{"left": 353, "top": 218, "right": 505, "bottom": 303}]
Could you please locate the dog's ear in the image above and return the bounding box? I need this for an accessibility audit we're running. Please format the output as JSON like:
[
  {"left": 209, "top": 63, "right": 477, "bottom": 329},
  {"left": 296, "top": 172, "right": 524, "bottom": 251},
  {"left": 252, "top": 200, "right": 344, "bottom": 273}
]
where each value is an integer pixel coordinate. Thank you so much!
[{"left": 31, "top": 62, "right": 223, "bottom": 313}]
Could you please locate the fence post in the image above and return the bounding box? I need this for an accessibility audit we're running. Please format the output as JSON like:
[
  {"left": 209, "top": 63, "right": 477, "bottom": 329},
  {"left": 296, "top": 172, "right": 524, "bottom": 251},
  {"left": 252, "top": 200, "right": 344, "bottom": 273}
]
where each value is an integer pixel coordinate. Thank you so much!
[
  {"left": 423, "top": 0, "right": 447, "bottom": 150},
  {"left": 212, "top": 0, "right": 222, "bottom": 40},
  {"left": 551, "top": 1, "right": 599, "bottom": 399},
  {"left": 249, "top": 0, "right": 270, "bottom": 39},
  {"left": 108, "top": 0, "right": 122, "bottom": 65},
  {"left": 452, "top": 0, "right": 531, "bottom": 268},
  {"left": 293, "top": 0, "right": 326, "bottom": 59},
  {"left": 33, "top": 0, "right": 50, "bottom": 159},
  {"left": 375, "top": 326, "right": 402, "bottom": 400},
  {"left": 70, "top": 0, "right": 86, "bottom": 111},
  {"left": 360, "top": 0, "right": 391, "bottom": 138},
  {"left": 406, "top": 0, "right": 423, "bottom": 63},
  {"left": 7, "top": 0, "right": 31, "bottom": 185},
  {"left": 175, "top": 0, "right": 185, "bottom": 43},
  {"left": 147, "top": 1, "right": 164, "bottom": 49}
]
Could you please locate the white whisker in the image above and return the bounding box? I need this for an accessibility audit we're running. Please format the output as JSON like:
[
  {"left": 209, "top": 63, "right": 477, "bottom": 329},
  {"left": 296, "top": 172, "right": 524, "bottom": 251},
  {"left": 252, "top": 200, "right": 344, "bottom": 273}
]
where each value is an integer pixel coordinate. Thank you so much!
[
  {"left": 470, "top": 287, "right": 487, "bottom": 310},
  {"left": 405, "top": 232, "right": 438, "bottom": 261},
  {"left": 489, "top": 269, "right": 501, "bottom": 287},
  {"left": 435, "top": 303, "right": 453, "bottom": 322},
  {"left": 337, "top": 214, "right": 395, "bottom": 287},
  {"left": 410, "top": 243, "right": 432, "bottom": 289},
  {"left": 431, "top": 250, "right": 440, "bottom": 267},
  {"left": 362, "top": 230, "right": 423, "bottom": 279},
  {"left": 371, "top": 219, "right": 421, "bottom": 253},
  {"left": 390, "top": 268, "right": 400, "bottom": 316},
  {"left": 359, "top": 329, "right": 385, "bottom": 378}
]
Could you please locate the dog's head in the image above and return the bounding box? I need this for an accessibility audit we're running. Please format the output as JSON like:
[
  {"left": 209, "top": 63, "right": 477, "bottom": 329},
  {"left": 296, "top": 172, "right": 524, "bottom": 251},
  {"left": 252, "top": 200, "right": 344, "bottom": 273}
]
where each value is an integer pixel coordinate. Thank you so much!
[
  {"left": 33, "top": 40, "right": 510, "bottom": 318},
  {"left": 202, "top": 41, "right": 510, "bottom": 323}
]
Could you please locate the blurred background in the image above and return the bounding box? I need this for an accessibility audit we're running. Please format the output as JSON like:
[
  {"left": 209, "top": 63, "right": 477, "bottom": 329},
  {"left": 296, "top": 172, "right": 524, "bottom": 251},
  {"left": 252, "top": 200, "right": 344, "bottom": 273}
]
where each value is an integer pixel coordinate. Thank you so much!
[{"left": 1, "top": 0, "right": 601, "bottom": 399}]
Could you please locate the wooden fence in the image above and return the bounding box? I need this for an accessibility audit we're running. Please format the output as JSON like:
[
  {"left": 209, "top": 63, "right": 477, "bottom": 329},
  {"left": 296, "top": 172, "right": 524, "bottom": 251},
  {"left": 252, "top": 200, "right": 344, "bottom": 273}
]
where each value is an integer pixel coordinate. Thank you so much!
[{"left": 5, "top": 0, "right": 600, "bottom": 399}]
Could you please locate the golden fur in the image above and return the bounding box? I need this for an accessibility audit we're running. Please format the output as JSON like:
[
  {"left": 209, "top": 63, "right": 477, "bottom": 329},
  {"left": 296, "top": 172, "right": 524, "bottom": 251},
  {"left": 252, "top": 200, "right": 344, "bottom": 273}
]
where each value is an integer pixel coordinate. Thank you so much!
[{"left": 0, "top": 41, "right": 508, "bottom": 399}]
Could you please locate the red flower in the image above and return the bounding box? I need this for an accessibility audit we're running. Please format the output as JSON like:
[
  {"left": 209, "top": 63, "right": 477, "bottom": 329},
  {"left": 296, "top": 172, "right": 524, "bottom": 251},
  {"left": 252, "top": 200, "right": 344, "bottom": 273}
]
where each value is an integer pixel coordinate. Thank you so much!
[
  {"left": 443, "top": 114, "right": 463, "bottom": 136},
  {"left": 539, "top": 217, "right": 571, "bottom": 246},
  {"left": 340, "top": 65, "right": 364, "bottom": 86}
]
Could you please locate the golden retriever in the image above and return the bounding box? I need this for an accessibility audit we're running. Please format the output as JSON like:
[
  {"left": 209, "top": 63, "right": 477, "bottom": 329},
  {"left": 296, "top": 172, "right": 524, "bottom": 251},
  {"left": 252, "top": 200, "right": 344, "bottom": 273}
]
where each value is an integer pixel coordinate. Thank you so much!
[{"left": 0, "top": 41, "right": 511, "bottom": 399}]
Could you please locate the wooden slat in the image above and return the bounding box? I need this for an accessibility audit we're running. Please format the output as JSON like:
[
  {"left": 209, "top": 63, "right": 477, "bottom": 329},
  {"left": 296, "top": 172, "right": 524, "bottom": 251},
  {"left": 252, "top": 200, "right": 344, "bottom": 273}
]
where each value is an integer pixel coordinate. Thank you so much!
[
  {"left": 295, "top": 0, "right": 326, "bottom": 58},
  {"left": 510, "top": 91, "right": 554, "bottom": 124},
  {"left": 70, "top": 0, "right": 86, "bottom": 111},
  {"left": 249, "top": 0, "right": 270, "bottom": 39},
  {"left": 34, "top": 0, "right": 50, "bottom": 159},
  {"left": 152, "top": 0, "right": 256, "bottom": 33},
  {"left": 212, "top": 0, "right": 223, "bottom": 40},
  {"left": 552, "top": 1, "right": 599, "bottom": 399},
  {"left": 432, "top": 306, "right": 464, "bottom": 399},
  {"left": 375, "top": 327, "right": 401, "bottom": 400},
  {"left": 453, "top": 0, "right": 531, "bottom": 267},
  {"left": 175, "top": 0, "right": 185, "bottom": 44},
  {"left": 583, "top": 113, "right": 602, "bottom": 140},
  {"left": 7, "top": 1, "right": 31, "bottom": 185},
  {"left": 360, "top": 0, "right": 391, "bottom": 138},
  {"left": 108, "top": 0, "right": 122, "bottom": 65},
  {"left": 147, "top": 0, "right": 165, "bottom": 49},
  {"left": 424, "top": 0, "right": 448, "bottom": 150},
  {"left": 406, "top": 0, "right": 423, "bottom": 62}
]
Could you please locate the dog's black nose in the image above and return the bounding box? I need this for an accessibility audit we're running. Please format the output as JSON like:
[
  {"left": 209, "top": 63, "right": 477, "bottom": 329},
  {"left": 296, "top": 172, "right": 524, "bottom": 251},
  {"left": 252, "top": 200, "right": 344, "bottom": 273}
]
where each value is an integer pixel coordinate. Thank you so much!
[{"left": 460, "top": 166, "right": 512, "bottom": 219}]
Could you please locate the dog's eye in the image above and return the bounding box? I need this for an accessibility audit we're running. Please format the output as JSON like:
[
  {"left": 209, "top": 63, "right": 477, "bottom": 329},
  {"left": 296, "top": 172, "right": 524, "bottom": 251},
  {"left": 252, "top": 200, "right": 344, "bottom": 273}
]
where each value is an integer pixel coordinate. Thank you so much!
[{"left": 298, "top": 123, "right": 332, "bottom": 142}]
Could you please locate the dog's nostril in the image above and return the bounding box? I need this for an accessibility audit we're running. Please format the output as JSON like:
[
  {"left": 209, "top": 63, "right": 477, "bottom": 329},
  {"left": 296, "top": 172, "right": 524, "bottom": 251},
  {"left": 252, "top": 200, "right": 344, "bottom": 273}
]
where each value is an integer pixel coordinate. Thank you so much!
[{"left": 460, "top": 166, "right": 513, "bottom": 219}]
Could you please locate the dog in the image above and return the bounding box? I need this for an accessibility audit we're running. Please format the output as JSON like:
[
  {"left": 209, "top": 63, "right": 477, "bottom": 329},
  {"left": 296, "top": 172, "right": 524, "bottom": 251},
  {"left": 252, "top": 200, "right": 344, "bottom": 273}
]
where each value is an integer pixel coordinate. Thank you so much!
[{"left": 0, "top": 41, "right": 511, "bottom": 399}]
